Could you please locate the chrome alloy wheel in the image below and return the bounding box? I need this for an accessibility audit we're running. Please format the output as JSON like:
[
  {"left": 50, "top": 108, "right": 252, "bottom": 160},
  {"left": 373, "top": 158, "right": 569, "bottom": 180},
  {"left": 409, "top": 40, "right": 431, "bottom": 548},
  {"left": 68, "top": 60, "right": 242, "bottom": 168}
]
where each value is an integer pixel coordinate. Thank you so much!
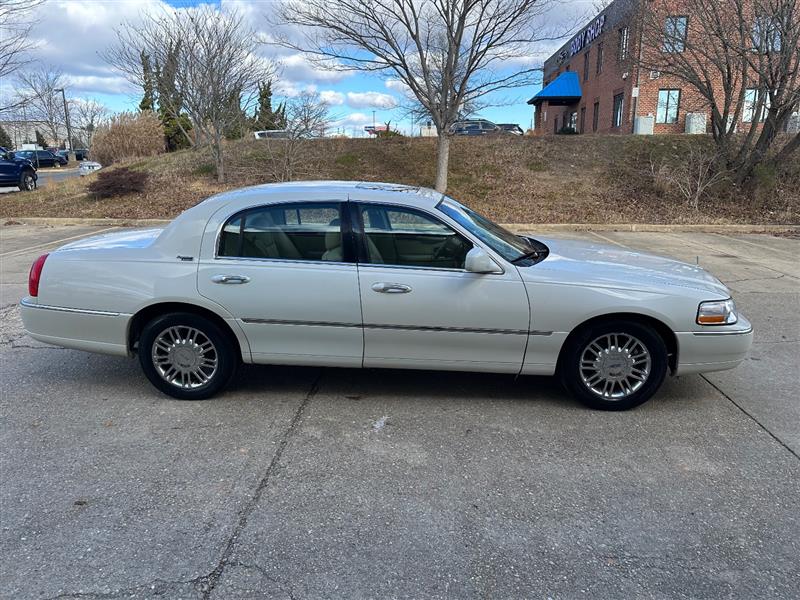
[
  {"left": 579, "top": 333, "right": 652, "bottom": 399},
  {"left": 151, "top": 326, "right": 218, "bottom": 389}
]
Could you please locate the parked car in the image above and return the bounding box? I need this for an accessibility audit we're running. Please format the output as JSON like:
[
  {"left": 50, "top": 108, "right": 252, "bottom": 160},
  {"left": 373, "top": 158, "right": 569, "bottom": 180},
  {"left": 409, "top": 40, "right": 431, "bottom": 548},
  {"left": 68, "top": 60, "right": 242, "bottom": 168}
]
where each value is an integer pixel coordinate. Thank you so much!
[
  {"left": 15, "top": 150, "right": 66, "bottom": 168},
  {"left": 0, "top": 148, "right": 38, "bottom": 191},
  {"left": 451, "top": 119, "right": 499, "bottom": 135},
  {"left": 78, "top": 161, "right": 102, "bottom": 176},
  {"left": 497, "top": 123, "right": 524, "bottom": 135},
  {"left": 20, "top": 182, "right": 752, "bottom": 410}
]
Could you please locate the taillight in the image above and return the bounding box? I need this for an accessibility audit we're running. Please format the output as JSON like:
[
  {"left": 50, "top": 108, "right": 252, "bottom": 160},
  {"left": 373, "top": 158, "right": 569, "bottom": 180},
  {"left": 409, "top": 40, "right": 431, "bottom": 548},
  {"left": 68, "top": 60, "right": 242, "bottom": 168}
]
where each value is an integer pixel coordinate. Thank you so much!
[{"left": 28, "top": 253, "right": 49, "bottom": 297}]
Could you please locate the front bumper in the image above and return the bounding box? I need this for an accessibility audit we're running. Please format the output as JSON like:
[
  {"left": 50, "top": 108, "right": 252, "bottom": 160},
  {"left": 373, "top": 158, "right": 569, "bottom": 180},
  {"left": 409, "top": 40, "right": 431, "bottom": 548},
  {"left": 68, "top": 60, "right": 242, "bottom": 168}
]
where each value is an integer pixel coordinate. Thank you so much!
[
  {"left": 20, "top": 297, "right": 130, "bottom": 356},
  {"left": 675, "top": 315, "right": 753, "bottom": 375}
]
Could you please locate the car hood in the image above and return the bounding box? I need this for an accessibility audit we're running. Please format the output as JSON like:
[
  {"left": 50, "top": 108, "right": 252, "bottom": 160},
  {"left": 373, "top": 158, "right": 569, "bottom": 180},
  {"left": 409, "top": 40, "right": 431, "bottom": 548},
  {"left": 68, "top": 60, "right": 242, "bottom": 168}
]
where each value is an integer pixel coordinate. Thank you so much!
[
  {"left": 57, "top": 228, "right": 164, "bottom": 252},
  {"left": 523, "top": 236, "right": 730, "bottom": 297}
]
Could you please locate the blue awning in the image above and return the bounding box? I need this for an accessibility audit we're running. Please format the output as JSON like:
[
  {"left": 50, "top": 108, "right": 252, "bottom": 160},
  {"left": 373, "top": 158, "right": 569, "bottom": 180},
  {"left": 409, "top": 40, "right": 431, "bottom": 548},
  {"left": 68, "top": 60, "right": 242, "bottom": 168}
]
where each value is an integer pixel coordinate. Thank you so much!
[{"left": 527, "top": 72, "right": 582, "bottom": 105}]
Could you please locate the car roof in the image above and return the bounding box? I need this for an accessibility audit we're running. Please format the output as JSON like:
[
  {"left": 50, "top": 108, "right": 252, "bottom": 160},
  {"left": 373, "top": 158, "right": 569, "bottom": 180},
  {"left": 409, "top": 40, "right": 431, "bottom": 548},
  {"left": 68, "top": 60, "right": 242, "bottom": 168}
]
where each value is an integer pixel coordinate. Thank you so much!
[
  {"left": 159, "top": 181, "right": 448, "bottom": 255},
  {"left": 184, "top": 180, "right": 445, "bottom": 219}
]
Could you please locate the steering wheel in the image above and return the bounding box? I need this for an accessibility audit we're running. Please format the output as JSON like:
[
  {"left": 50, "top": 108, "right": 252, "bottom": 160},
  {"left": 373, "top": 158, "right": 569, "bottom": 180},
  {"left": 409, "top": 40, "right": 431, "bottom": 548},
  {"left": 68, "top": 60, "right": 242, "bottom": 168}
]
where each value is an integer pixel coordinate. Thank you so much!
[{"left": 432, "top": 235, "right": 459, "bottom": 263}]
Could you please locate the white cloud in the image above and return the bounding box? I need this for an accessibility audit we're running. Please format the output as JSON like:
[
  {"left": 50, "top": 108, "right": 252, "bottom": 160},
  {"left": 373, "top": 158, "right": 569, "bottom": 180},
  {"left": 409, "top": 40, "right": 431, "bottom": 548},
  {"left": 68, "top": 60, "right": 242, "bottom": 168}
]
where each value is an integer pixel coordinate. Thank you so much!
[
  {"left": 346, "top": 91, "right": 398, "bottom": 109},
  {"left": 332, "top": 112, "right": 373, "bottom": 129},
  {"left": 385, "top": 79, "right": 409, "bottom": 93},
  {"left": 277, "top": 54, "right": 350, "bottom": 85},
  {"left": 319, "top": 90, "right": 345, "bottom": 105}
]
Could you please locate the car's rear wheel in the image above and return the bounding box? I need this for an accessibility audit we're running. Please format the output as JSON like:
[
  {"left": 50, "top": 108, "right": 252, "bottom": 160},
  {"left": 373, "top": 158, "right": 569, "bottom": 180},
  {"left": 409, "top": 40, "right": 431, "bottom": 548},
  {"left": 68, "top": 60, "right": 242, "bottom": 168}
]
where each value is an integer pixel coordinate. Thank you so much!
[
  {"left": 138, "top": 312, "right": 238, "bottom": 400},
  {"left": 18, "top": 170, "right": 36, "bottom": 191},
  {"left": 560, "top": 320, "right": 668, "bottom": 411}
]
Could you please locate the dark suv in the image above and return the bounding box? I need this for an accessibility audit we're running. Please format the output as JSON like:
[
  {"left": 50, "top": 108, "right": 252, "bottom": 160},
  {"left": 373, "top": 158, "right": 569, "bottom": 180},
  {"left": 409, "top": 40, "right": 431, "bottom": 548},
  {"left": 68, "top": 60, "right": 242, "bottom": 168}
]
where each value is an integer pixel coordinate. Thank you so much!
[
  {"left": 450, "top": 119, "right": 499, "bottom": 135},
  {"left": 15, "top": 149, "right": 67, "bottom": 168},
  {"left": 0, "top": 148, "right": 38, "bottom": 191}
]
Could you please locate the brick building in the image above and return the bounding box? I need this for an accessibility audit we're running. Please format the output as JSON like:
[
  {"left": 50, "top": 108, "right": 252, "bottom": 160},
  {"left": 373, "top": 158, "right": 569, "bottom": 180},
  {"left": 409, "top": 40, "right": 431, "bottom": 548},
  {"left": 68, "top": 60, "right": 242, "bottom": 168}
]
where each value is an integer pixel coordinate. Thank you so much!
[{"left": 527, "top": 0, "right": 798, "bottom": 136}]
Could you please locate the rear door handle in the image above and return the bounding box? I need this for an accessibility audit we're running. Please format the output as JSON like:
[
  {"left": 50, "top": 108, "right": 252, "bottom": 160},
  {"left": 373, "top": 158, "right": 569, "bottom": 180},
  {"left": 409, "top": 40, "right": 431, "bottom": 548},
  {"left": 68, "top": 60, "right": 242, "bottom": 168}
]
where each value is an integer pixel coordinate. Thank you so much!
[
  {"left": 211, "top": 274, "right": 251, "bottom": 284},
  {"left": 371, "top": 282, "right": 412, "bottom": 294}
]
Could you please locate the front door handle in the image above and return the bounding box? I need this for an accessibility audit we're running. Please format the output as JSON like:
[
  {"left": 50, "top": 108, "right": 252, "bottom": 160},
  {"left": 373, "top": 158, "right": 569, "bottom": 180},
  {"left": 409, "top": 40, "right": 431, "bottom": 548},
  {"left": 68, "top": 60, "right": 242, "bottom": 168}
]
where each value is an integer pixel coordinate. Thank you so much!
[
  {"left": 211, "top": 274, "right": 251, "bottom": 284},
  {"left": 371, "top": 282, "right": 412, "bottom": 294}
]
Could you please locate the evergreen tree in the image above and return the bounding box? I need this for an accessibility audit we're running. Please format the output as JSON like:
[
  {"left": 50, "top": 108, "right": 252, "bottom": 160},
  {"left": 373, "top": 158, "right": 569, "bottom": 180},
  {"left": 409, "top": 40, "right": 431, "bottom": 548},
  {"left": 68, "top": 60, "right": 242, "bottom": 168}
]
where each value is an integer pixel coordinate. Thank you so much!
[
  {"left": 35, "top": 130, "right": 47, "bottom": 148},
  {"left": 0, "top": 124, "right": 12, "bottom": 149},
  {"left": 224, "top": 87, "right": 247, "bottom": 140},
  {"left": 139, "top": 51, "right": 156, "bottom": 112},
  {"left": 253, "top": 80, "right": 285, "bottom": 130},
  {"left": 155, "top": 41, "right": 192, "bottom": 151}
]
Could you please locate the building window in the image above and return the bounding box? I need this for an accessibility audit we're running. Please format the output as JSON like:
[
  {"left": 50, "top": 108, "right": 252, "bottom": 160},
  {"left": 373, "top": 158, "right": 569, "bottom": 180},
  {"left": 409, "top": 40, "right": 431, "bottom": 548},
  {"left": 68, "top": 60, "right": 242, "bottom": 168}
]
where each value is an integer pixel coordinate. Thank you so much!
[
  {"left": 583, "top": 51, "right": 590, "bottom": 81},
  {"left": 664, "top": 16, "right": 688, "bottom": 53},
  {"left": 554, "top": 116, "right": 559, "bottom": 134},
  {"left": 743, "top": 88, "right": 770, "bottom": 123},
  {"left": 596, "top": 42, "right": 604, "bottom": 74},
  {"left": 612, "top": 93, "right": 624, "bottom": 127},
  {"left": 580, "top": 106, "right": 586, "bottom": 133},
  {"left": 592, "top": 102, "right": 600, "bottom": 132},
  {"left": 752, "top": 17, "right": 782, "bottom": 52},
  {"left": 618, "top": 27, "right": 629, "bottom": 61},
  {"left": 656, "top": 89, "right": 681, "bottom": 123},
  {"left": 568, "top": 111, "right": 578, "bottom": 130}
]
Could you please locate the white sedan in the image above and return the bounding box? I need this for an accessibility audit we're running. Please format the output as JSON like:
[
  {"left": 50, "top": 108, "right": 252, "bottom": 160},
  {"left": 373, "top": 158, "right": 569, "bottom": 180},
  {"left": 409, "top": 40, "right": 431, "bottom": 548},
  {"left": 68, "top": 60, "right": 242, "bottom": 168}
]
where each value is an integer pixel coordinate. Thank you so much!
[{"left": 20, "top": 181, "right": 752, "bottom": 410}]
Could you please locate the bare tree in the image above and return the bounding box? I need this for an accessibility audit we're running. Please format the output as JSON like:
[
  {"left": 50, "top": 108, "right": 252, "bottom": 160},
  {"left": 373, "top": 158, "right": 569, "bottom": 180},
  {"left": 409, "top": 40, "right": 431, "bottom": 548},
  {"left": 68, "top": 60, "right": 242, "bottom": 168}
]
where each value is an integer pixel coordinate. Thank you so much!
[
  {"left": 16, "top": 66, "right": 67, "bottom": 146},
  {"left": 0, "top": 0, "right": 45, "bottom": 97},
  {"left": 259, "top": 92, "right": 332, "bottom": 182},
  {"left": 103, "top": 5, "right": 275, "bottom": 183},
  {"left": 639, "top": 0, "right": 800, "bottom": 182},
  {"left": 72, "top": 99, "right": 109, "bottom": 148},
  {"left": 274, "top": 0, "right": 561, "bottom": 192},
  {"left": 649, "top": 144, "right": 730, "bottom": 210}
]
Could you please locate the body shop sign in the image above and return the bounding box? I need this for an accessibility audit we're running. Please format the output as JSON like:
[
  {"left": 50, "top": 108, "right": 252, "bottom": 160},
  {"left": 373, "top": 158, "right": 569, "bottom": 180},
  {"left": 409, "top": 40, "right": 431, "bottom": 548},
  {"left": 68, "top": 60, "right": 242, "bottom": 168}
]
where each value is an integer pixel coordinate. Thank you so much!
[{"left": 570, "top": 15, "right": 606, "bottom": 56}]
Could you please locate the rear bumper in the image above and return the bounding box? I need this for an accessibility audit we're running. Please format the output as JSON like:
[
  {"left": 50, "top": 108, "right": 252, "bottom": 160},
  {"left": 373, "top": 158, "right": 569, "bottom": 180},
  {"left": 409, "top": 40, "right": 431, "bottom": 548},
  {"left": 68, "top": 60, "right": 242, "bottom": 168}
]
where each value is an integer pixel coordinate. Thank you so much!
[
  {"left": 675, "top": 316, "right": 753, "bottom": 375},
  {"left": 20, "top": 297, "right": 130, "bottom": 357}
]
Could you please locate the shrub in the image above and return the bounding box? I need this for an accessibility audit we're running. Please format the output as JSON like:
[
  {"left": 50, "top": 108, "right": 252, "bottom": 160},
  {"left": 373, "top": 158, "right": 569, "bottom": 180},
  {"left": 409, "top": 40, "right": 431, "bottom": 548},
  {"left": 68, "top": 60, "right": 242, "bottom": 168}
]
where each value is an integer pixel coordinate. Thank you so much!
[
  {"left": 91, "top": 111, "right": 165, "bottom": 166},
  {"left": 87, "top": 167, "right": 149, "bottom": 199}
]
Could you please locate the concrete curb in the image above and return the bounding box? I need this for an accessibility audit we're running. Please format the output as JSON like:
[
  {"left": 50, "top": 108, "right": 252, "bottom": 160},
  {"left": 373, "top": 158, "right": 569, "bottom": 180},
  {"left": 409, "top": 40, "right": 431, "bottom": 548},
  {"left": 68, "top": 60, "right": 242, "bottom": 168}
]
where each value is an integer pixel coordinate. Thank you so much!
[{"left": 3, "top": 216, "right": 798, "bottom": 234}]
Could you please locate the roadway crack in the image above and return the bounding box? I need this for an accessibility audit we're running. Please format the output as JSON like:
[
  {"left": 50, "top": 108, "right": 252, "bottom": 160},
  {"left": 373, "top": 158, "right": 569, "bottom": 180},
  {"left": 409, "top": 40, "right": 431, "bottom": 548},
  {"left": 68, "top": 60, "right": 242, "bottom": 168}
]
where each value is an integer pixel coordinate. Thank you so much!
[
  {"left": 198, "top": 372, "right": 322, "bottom": 599},
  {"left": 41, "top": 372, "right": 322, "bottom": 600},
  {"left": 701, "top": 374, "right": 799, "bottom": 461}
]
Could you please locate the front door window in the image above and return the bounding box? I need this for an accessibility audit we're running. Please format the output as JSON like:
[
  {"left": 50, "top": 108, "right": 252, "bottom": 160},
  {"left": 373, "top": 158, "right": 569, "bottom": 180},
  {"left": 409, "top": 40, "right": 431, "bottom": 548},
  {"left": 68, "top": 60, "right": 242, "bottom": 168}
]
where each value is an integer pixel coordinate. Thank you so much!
[{"left": 359, "top": 204, "right": 472, "bottom": 270}]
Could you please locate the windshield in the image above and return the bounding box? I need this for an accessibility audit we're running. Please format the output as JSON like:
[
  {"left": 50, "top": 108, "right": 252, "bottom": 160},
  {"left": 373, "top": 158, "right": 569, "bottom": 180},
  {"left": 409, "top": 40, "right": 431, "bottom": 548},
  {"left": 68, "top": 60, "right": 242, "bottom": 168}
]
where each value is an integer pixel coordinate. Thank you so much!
[{"left": 437, "top": 198, "right": 535, "bottom": 261}]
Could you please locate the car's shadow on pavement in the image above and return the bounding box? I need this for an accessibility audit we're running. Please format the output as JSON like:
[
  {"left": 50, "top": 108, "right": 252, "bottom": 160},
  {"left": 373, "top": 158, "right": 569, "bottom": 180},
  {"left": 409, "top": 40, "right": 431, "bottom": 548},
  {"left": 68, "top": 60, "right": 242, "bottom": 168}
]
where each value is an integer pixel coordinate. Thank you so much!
[{"left": 25, "top": 347, "right": 700, "bottom": 411}]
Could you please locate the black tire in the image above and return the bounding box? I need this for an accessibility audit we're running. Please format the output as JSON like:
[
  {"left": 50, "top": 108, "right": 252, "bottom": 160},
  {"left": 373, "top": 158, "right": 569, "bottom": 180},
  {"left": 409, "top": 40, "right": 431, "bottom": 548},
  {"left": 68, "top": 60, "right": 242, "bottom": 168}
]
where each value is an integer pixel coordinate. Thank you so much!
[
  {"left": 18, "top": 170, "right": 36, "bottom": 191},
  {"left": 559, "top": 320, "right": 668, "bottom": 411},
  {"left": 138, "top": 312, "right": 238, "bottom": 400}
]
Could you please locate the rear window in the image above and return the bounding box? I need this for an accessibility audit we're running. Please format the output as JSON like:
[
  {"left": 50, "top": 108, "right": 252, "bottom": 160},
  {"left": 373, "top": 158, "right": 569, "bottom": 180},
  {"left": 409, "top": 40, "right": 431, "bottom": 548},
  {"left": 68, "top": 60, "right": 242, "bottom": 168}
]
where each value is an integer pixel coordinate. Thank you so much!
[{"left": 218, "top": 203, "right": 343, "bottom": 262}]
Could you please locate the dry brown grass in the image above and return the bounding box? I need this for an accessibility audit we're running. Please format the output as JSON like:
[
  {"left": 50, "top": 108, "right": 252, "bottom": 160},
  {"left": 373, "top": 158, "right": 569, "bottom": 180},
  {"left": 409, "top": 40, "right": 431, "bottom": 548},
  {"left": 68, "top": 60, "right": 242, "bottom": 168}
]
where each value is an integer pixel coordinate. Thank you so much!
[{"left": 2, "top": 135, "right": 798, "bottom": 223}]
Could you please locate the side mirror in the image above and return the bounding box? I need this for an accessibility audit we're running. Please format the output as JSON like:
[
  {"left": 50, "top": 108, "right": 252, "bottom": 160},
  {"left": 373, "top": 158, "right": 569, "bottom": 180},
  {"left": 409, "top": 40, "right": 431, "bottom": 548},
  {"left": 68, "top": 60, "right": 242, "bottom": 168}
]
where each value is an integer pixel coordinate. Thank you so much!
[{"left": 465, "top": 247, "right": 503, "bottom": 274}]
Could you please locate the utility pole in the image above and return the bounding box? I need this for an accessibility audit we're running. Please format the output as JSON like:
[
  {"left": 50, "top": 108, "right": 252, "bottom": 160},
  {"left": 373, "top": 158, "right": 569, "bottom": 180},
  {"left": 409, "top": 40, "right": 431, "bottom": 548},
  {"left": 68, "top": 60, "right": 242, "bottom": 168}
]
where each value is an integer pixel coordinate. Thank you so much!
[{"left": 54, "top": 88, "right": 74, "bottom": 158}]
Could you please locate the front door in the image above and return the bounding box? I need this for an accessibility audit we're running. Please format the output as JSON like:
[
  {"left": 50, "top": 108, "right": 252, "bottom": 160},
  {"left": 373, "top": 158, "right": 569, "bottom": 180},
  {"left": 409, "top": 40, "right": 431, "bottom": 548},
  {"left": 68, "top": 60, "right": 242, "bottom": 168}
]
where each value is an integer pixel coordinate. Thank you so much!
[
  {"left": 353, "top": 202, "right": 530, "bottom": 373},
  {"left": 197, "top": 200, "right": 363, "bottom": 367}
]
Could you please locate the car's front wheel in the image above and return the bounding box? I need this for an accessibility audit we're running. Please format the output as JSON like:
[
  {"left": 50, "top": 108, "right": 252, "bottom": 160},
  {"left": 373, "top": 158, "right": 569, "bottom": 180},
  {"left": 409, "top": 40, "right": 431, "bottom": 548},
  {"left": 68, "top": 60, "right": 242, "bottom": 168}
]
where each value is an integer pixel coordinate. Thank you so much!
[
  {"left": 18, "top": 170, "right": 36, "bottom": 191},
  {"left": 138, "top": 312, "right": 238, "bottom": 400},
  {"left": 560, "top": 320, "right": 668, "bottom": 411}
]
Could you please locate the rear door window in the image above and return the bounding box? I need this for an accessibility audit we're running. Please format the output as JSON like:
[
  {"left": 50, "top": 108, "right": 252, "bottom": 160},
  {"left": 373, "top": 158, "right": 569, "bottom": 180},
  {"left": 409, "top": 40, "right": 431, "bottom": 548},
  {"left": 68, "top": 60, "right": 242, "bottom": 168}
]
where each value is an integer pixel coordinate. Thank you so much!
[{"left": 218, "top": 203, "right": 343, "bottom": 262}]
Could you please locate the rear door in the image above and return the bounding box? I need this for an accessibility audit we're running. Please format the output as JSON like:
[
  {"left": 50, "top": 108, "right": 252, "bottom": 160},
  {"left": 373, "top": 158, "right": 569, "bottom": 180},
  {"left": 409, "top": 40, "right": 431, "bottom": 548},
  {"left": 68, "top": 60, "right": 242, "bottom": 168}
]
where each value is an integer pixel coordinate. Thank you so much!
[
  {"left": 353, "top": 202, "right": 530, "bottom": 373},
  {"left": 197, "top": 199, "right": 364, "bottom": 367}
]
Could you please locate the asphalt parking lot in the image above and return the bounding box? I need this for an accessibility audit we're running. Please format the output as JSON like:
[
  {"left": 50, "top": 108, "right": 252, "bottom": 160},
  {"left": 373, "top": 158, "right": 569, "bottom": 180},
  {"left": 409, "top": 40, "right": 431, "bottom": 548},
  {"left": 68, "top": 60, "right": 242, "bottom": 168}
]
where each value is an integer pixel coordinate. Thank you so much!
[{"left": 1, "top": 224, "right": 798, "bottom": 599}]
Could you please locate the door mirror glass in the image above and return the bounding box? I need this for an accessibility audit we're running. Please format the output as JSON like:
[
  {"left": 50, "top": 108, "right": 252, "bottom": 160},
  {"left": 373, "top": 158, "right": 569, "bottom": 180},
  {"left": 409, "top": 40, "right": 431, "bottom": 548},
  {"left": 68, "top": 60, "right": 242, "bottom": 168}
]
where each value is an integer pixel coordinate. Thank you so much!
[{"left": 465, "top": 247, "right": 503, "bottom": 274}]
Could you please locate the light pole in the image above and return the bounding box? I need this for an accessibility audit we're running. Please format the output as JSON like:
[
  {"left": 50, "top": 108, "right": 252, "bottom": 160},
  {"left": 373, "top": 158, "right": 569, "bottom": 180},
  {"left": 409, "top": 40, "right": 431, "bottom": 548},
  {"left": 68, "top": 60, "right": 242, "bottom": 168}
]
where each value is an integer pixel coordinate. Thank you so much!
[{"left": 54, "top": 88, "right": 74, "bottom": 157}]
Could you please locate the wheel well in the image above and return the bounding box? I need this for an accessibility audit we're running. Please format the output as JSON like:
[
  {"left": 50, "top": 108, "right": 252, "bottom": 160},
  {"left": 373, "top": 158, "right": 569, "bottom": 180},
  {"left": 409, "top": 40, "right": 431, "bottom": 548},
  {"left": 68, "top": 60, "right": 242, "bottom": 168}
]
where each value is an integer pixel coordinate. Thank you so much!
[
  {"left": 557, "top": 313, "right": 678, "bottom": 374},
  {"left": 128, "top": 302, "right": 243, "bottom": 359}
]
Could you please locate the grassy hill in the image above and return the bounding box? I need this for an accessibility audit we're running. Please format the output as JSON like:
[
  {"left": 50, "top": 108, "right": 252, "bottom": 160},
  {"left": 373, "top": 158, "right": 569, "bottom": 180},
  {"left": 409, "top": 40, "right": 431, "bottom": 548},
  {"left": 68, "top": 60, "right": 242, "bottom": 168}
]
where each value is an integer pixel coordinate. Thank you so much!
[{"left": 3, "top": 135, "right": 798, "bottom": 224}]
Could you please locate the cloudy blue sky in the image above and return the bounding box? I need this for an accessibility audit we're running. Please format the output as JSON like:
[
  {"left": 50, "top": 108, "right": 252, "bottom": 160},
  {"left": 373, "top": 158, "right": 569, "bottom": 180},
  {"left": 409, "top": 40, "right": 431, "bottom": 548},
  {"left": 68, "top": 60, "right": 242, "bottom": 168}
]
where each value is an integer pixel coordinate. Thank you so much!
[{"left": 12, "top": 0, "right": 596, "bottom": 135}]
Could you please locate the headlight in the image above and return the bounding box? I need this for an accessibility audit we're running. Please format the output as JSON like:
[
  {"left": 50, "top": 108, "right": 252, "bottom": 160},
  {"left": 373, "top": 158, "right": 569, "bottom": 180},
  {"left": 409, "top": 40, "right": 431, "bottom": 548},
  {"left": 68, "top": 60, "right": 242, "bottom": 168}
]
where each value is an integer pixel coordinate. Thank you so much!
[{"left": 697, "top": 299, "right": 738, "bottom": 325}]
